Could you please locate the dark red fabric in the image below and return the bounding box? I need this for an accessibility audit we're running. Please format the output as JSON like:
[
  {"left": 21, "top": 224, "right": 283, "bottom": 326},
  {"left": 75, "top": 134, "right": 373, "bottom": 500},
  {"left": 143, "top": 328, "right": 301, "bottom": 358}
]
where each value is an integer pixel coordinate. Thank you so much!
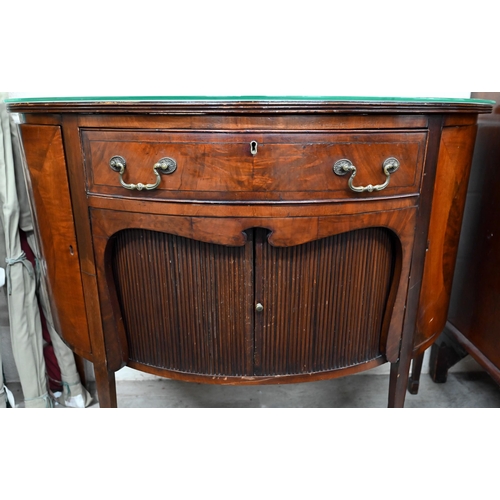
[{"left": 19, "top": 230, "right": 62, "bottom": 392}]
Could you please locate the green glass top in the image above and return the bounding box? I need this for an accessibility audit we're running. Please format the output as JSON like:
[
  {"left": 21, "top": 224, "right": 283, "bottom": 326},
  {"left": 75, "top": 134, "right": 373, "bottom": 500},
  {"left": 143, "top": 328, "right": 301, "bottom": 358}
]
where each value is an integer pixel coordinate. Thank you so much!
[{"left": 4, "top": 95, "right": 495, "bottom": 105}]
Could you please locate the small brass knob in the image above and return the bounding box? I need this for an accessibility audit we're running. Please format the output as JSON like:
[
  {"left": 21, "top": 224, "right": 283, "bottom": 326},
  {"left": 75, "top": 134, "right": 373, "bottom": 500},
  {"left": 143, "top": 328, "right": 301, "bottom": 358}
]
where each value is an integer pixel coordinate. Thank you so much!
[{"left": 255, "top": 303, "right": 264, "bottom": 312}]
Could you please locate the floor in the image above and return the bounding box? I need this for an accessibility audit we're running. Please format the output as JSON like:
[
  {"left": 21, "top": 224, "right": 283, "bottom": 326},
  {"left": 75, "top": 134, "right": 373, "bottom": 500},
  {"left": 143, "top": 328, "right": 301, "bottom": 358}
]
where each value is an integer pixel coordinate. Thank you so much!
[
  {"left": 6, "top": 357, "right": 500, "bottom": 408},
  {"left": 109, "top": 372, "right": 500, "bottom": 408},
  {"left": 8, "top": 371, "right": 498, "bottom": 408}
]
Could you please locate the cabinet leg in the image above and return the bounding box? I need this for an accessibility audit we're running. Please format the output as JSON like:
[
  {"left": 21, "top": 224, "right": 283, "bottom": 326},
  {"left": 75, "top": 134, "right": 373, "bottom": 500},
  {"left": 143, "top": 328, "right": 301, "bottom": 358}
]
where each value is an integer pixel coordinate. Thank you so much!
[
  {"left": 388, "top": 357, "right": 412, "bottom": 408},
  {"left": 94, "top": 363, "right": 117, "bottom": 408},
  {"left": 408, "top": 352, "right": 425, "bottom": 395},
  {"left": 429, "top": 329, "right": 468, "bottom": 383},
  {"left": 74, "top": 354, "right": 87, "bottom": 389}
]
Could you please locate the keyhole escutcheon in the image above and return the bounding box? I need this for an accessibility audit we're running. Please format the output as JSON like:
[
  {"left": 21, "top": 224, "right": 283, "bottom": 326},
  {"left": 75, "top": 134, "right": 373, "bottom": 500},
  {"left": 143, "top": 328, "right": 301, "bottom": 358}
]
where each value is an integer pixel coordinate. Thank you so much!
[{"left": 250, "top": 140, "right": 258, "bottom": 156}]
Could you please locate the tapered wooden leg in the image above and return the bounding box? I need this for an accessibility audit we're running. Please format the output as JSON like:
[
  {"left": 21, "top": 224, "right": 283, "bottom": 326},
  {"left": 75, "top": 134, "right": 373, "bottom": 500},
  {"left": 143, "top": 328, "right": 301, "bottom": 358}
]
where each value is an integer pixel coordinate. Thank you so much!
[
  {"left": 388, "top": 356, "right": 413, "bottom": 408},
  {"left": 408, "top": 352, "right": 425, "bottom": 395},
  {"left": 74, "top": 354, "right": 87, "bottom": 388},
  {"left": 94, "top": 363, "right": 117, "bottom": 408}
]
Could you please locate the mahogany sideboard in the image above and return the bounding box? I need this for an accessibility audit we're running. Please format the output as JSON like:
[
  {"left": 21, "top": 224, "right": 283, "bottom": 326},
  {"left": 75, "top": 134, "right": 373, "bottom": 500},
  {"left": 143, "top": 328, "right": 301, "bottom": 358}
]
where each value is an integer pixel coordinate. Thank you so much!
[{"left": 6, "top": 96, "right": 493, "bottom": 407}]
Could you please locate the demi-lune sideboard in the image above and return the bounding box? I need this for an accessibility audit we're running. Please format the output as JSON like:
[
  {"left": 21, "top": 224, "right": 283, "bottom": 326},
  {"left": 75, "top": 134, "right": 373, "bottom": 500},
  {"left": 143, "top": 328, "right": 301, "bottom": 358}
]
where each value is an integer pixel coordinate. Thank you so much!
[{"left": 6, "top": 96, "right": 493, "bottom": 407}]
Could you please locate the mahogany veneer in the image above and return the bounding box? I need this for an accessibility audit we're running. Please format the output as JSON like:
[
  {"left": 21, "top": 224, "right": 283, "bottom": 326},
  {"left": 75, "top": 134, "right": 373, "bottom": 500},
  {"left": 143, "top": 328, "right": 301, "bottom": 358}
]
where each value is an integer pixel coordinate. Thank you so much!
[{"left": 8, "top": 98, "right": 492, "bottom": 407}]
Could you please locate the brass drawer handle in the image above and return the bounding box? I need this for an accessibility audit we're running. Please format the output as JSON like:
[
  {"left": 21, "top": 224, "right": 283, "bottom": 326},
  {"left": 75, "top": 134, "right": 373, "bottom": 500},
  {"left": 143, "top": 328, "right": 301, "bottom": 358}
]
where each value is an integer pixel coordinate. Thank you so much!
[
  {"left": 109, "top": 155, "right": 177, "bottom": 191},
  {"left": 333, "top": 157, "right": 400, "bottom": 193}
]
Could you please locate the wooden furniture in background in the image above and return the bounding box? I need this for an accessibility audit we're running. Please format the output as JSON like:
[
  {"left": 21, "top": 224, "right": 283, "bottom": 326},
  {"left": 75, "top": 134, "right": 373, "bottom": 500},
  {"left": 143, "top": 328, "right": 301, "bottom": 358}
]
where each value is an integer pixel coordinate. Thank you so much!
[{"left": 7, "top": 97, "right": 492, "bottom": 407}]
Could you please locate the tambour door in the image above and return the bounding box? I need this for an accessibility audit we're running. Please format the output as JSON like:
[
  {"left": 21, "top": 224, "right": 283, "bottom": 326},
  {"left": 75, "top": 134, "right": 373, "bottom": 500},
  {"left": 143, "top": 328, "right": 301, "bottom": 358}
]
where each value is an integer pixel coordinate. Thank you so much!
[
  {"left": 91, "top": 210, "right": 409, "bottom": 378},
  {"left": 253, "top": 228, "right": 395, "bottom": 376},
  {"left": 91, "top": 211, "right": 256, "bottom": 376}
]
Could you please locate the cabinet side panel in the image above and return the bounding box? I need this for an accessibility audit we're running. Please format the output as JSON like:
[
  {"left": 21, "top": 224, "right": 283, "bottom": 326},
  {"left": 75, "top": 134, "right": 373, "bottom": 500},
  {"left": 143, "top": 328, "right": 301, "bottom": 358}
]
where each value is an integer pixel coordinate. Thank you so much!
[
  {"left": 19, "top": 124, "right": 91, "bottom": 355},
  {"left": 413, "top": 123, "right": 477, "bottom": 353}
]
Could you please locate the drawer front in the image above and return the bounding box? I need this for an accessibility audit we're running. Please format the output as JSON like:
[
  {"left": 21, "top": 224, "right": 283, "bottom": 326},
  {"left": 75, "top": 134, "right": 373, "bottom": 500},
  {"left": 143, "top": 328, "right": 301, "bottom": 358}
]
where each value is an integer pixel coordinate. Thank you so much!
[{"left": 82, "top": 130, "right": 427, "bottom": 202}]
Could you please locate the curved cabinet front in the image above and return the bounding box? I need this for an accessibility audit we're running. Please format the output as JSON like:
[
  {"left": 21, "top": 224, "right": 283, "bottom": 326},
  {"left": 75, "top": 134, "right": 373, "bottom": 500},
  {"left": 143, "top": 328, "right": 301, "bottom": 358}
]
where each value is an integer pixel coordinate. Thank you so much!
[{"left": 90, "top": 208, "right": 416, "bottom": 383}]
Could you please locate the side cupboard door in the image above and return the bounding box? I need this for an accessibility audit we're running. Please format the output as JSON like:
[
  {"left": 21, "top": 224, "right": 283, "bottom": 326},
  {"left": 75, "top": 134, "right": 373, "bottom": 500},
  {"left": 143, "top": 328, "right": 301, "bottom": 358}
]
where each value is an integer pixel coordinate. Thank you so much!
[{"left": 19, "top": 124, "right": 91, "bottom": 356}]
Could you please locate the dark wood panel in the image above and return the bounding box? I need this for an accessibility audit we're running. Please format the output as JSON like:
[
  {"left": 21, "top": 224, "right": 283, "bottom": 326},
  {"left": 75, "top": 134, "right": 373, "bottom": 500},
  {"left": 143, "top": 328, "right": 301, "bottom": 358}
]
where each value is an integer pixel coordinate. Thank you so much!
[
  {"left": 254, "top": 228, "right": 393, "bottom": 375},
  {"left": 112, "top": 229, "right": 254, "bottom": 376},
  {"left": 19, "top": 124, "right": 91, "bottom": 354}
]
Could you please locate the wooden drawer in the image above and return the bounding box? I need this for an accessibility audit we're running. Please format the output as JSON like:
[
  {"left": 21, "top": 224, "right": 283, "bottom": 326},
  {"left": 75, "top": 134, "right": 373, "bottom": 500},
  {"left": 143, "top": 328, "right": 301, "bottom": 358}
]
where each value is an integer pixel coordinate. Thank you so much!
[{"left": 82, "top": 130, "right": 427, "bottom": 202}]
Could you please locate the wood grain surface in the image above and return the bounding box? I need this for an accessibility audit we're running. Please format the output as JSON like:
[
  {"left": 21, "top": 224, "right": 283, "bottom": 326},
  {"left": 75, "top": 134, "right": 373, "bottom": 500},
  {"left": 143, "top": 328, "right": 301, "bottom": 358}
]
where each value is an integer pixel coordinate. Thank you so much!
[
  {"left": 413, "top": 123, "right": 478, "bottom": 354},
  {"left": 19, "top": 124, "right": 91, "bottom": 354},
  {"left": 82, "top": 130, "right": 426, "bottom": 202},
  {"left": 90, "top": 207, "right": 416, "bottom": 380}
]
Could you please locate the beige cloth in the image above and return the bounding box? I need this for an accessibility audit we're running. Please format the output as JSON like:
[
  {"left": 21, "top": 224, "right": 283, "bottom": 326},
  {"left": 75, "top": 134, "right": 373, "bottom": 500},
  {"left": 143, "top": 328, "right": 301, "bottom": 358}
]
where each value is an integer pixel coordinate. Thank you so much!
[
  {"left": 26, "top": 233, "right": 92, "bottom": 407},
  {"left": 0, "top": 94, "right": 91, "bottom": 408}
]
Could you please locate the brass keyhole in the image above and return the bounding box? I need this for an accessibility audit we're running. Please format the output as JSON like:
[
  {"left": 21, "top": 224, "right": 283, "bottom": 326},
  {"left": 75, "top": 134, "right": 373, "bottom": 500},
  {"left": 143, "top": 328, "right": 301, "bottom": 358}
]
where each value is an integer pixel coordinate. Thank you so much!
[{"left": 250, "top": 141, "right": 258, "bottom": 156}]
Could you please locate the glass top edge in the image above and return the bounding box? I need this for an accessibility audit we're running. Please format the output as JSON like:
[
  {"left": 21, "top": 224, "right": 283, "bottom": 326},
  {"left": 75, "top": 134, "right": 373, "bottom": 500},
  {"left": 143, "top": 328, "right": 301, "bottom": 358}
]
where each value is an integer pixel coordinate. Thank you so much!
[{"left": 4, "top": 95, "right": 495, "bottom": 105}]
